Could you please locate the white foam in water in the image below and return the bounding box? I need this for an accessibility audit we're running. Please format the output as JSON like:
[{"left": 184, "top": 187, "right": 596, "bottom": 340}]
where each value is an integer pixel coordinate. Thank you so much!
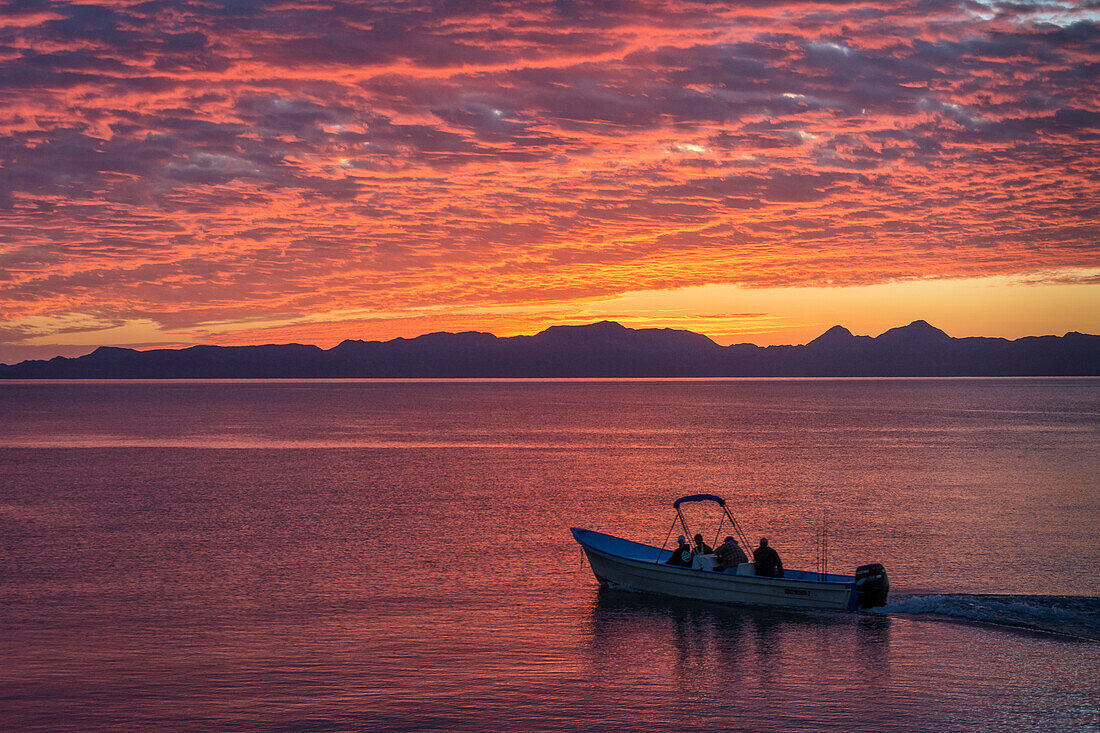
[{"left": 871, "top": 594, "right": 1100, "bottom": 640}]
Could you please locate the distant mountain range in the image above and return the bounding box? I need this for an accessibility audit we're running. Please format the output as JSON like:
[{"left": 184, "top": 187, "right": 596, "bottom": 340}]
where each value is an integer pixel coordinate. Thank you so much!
[{"left": 1, "top": 320, "right": 1097, "bottom": 378}]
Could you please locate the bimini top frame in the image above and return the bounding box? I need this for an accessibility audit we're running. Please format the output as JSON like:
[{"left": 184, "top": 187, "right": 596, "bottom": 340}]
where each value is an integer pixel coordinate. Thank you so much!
[
  {"left": 672, "top": 493, "right": 726, "bottom": 509},
  {"left": 670, "top": 493, "right": 751, "bottom": 558}
]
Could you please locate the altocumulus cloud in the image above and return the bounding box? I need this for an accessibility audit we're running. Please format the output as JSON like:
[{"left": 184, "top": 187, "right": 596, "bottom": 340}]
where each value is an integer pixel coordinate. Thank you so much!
[{"left": 0, "top": 0, "right": 1097, "bottom": 345}]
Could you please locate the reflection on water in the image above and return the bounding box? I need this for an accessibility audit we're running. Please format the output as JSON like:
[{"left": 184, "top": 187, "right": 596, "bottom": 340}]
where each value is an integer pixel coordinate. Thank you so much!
[
  {"left": 582, "top": 589, "right": 1099, "bottom": 732},
  {"left": 587, "top": 589, "right": 898, "bottom": 729}
]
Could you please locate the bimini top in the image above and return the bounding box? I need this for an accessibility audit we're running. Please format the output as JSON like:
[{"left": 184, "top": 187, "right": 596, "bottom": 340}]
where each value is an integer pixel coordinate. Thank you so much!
[{"left": 672, "top": 493, "right": 726, "bottom": 508}]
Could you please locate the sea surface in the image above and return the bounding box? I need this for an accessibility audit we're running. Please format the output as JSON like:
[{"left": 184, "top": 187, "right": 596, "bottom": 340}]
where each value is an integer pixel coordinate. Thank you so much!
[{"left": 1, "top": 378, "right": 1098, "bottom": 732}]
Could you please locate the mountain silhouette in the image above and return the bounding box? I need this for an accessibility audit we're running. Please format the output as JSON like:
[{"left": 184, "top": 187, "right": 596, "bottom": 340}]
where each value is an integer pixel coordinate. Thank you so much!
[
  {"left": 807, "top": 325, "right": 859, "bottom": 347},
  {"left": 1, "top": 320, "right": 1096, "bottom": 378}
]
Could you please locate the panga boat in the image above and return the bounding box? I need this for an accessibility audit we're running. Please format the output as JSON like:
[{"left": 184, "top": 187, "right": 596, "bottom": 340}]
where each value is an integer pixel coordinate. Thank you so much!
[{"left": 571, "top": 494, "right": 889, "bottom": 612}]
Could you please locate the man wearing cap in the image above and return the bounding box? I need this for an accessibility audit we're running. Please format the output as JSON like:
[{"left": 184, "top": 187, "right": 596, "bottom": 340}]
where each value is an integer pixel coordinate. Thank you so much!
[
  {"left": 714, "top": 536, "right": 749, "bottom": 572},
  {"left": 665, "top": 535, "right": 693, "bottom": 566}
]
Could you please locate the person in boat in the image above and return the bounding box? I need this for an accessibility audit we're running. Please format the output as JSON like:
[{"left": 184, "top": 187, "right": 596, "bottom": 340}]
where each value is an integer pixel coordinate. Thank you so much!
[
  {"left": 666, "top": 535, "right": 693, "bottom": 566},
  {"left": 714, "top": 536, "right": 748, "bottom": 571},
  {"left": 692, "top": 533, "right": 714, "bottom": 555},
  {"left": 753, "top": 537, "right": 784, "bottom": 577}
]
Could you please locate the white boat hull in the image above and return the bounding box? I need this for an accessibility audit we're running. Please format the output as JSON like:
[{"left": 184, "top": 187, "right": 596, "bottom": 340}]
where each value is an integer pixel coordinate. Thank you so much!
[{"left": 572, "top": 527, "right": 857, "bottom": 612}]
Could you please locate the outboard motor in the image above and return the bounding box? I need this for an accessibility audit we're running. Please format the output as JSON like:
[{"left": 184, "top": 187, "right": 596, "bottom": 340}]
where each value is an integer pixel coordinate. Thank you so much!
[{"left": 855, "top": 563, "right": 889, "bottom": 608}]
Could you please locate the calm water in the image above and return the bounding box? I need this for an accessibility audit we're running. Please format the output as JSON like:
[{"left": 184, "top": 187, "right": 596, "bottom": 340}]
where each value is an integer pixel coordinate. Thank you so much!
[{"left": 1, "top": 379, "right": 1098, "bottom": 731}]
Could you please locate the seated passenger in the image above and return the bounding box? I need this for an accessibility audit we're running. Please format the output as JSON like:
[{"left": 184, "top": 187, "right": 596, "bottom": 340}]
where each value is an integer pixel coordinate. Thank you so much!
[
  {"left": 692, "top": 533, "right": 714, "bottom": 555},
  {"left": 666, "top": 535, "right": 693, "bottom": 567},
  {"left": 714, "top": 536, "right": 748, "bottom": 571},
  {"left": 753, "top": 537, "right": 784, "bottom": 577}
]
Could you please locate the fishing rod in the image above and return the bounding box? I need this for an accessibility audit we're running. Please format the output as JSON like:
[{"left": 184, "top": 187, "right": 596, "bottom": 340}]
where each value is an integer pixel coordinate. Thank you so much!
[{"left": 816, "top": 508, "right": 829, "bottom": 581}]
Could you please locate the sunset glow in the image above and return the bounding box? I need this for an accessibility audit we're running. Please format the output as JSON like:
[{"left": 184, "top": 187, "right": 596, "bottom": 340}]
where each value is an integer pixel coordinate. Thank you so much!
[{"left": 1, "top": 0, "right": 1098, "bottom": 362}]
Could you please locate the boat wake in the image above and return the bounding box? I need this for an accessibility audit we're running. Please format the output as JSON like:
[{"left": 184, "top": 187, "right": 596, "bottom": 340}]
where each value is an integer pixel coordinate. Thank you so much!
[{"left": 869, "top": 593, "right": 1100, "bottom": 641}]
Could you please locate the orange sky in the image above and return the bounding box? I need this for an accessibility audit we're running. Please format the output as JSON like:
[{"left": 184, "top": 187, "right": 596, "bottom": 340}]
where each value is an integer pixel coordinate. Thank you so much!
[{"left": 1, "top": 1, "right": 1098, "bottom": 363}]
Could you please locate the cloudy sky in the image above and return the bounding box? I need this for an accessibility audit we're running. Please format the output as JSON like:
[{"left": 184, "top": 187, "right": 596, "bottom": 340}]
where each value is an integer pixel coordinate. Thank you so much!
[{"left": 1, "top": 0, "right": 1098, "bottom": 361}]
